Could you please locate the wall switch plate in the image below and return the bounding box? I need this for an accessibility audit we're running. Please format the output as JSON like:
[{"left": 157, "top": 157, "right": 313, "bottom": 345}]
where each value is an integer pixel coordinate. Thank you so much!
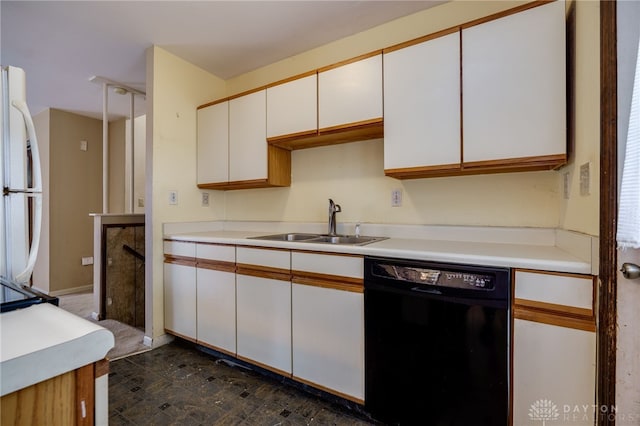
[
  {"left": 201, "top": 192, "right": 209, "bottom": 207},
  {"left": 391, "top": 188, "right": 403, "bottom": 207},
  {"left": 169, "top": 190, "right": 178, "bottom": 205},
  {"left": 81, "top": 256, "right": 94, "bottom": 266},
  {"left": 80, "top": 140, "right": 88, "bottom": 151},
  {"left": 580, "top": 162, "right": 591, "bottom": 196},
  {"left": 563, "top": 172, "right": 571, "bottom": 200},
  {"left": 137, "top": 197, "right": 144, "bottom": 208}
]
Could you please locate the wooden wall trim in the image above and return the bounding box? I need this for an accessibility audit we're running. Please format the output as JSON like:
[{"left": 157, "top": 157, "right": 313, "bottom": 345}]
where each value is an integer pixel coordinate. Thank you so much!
[
  {"left": 599, "top": 0, "right": 618, "bottom": 424},
  {"left": 317, "top": 51, "right": 382, "bottom": 73}
]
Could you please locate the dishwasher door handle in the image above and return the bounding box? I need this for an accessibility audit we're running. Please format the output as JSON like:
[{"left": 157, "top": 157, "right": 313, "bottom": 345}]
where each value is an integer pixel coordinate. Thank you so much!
[{"left": 410, "top": 286, "right": 442, "bottom": 295}]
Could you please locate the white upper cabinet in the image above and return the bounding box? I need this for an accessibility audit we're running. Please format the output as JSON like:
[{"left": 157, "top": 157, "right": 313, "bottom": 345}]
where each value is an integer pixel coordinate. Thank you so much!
[
  {"left": 229, "top": 90, "right": 268, "bottom": 182},
  {"left": 196, "top": 101, "right": 228, "bottom": 185},
  {"left": 267, "top": 74, "right": 317, "bottom": 139},
  {"left": 318, "top": 54, "right": 383, "bottom": 130},
  {"left": 383, "top": 31, "right": 461, "bottom": 174},
  {"left": 462, "top": 0, "right": 566, "bottom": 165}
]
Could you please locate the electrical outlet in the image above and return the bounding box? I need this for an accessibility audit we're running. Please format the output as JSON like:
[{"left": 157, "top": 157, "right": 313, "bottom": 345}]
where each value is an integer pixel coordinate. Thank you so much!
[
  {"left": 169, "top": 190, "right": 178, "bottom": 205},
  {"left": 81, "top": 256, "right": 93, "bottom": 266},
  {"left": 391, "top": 188, "right": 403, "bottom": 207},
  {"left": 580, "top": 162, "right": 591, "bottom": 196},
  {"left": 201, "top": 192, "right": 209, "bottom": 207}
]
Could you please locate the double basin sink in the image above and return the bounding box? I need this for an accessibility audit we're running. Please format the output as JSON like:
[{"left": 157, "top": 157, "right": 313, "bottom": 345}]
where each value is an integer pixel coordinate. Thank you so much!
[{"left": 248, "top": 232, "right": 387, "bottom": 246}]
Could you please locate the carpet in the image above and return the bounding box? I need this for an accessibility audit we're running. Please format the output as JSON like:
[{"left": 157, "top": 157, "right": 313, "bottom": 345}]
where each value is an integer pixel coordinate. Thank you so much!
[{"left": 57, "top": 291, "right": 150, "bottom": 360}]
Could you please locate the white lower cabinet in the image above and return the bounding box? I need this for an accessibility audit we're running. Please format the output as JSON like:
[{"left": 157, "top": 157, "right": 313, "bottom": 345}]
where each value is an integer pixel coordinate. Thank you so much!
[
  {"left": 236, "top": 274, "right": 292, "bottom": 374},
  {"left": 513, "top": 319, "right": 596, "bottom": 426},
  {"left": 292, "top": 283, "right": 364, "bottom": 402},
  {"left": 163, "top": 262, "right": 197, "bottom": 340},
  {"left": 196, "top": 267, "right": 236, "bottom": 354}
]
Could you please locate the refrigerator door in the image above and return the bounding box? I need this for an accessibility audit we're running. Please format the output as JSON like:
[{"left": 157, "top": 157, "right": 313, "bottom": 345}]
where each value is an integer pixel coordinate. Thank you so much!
[{"left": 1, "top": 65, "right": 42, "bottom": 284}]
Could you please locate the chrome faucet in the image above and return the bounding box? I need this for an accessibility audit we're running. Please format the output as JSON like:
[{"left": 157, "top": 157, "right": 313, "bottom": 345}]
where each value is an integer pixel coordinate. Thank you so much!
[{"left": 328, "top": 199, "right": 342, "bottom": 236}]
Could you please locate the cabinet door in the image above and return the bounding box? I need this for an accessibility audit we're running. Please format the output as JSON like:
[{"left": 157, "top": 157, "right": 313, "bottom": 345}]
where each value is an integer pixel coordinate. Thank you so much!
[
  {"left": 229, "top": 90, "right": 267, "bottom": 182},
  {"left": 462, "top": 1, "right": 565, "bottom": 164},
  {"left": 163, "top": 262, "right": 196, "bottom": 340},
  {"left": 197, "top": 102, "right": 229, "bottom": 184},
  {"left": 384, "top": 32, "right": 461, "bottom": 172},
  {"left": 318, "top": 54, "right": 383, "bottom": 130},
  {"left": 236, "top": 274, "right": 291, "bottom": 374},
  {"left": 292, "top": 283, "right": 364, "bottom": 401},
  {"left": 513, "top": 319, "right": 596, "bottom": 426},
  {"left": 267, "top": 74, "right": 317, "bottom": 139},
  {"left": 196, "top": 268, "right": 236, "bottom": 354}
]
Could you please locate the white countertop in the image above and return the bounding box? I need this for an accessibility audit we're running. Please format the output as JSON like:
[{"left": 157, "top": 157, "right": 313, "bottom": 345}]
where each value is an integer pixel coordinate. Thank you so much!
[
  {"left": 164, "top": 224, "right": 594, "bottom": 274},
  {"left": 0, "top": 303, "right": 115, "bottom": 396}
]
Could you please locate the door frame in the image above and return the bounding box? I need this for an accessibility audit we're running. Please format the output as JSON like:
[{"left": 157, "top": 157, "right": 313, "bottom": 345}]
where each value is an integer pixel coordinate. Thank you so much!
[{"left": 599, "top": 1, "right": 617, "bottom": 424}]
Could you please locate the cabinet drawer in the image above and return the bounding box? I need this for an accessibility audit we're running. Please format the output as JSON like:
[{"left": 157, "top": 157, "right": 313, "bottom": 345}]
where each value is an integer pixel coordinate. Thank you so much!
[
  {"left": 196, "top": 243, "right": 235, "bottom": 262},
  {"left": 514, "top": 270, "right": 594, "bottom": 312},
  {"left": 291, "top": 252, "right": 363, "bottom": 280},
  {"left": 163, "top": 240, "right": 195, "bottom": 258},
  {"left": 237, "top": 247, "right": 290, "bottom": 270}
]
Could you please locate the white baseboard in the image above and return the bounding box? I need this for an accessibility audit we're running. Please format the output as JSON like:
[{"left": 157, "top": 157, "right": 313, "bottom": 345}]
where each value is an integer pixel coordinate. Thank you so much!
[
  {"left": 143, "top": 333, "right": 173, "bottom": 348},
  {"left": 49, "top": 284, "right": 93, "bottom": 297}
]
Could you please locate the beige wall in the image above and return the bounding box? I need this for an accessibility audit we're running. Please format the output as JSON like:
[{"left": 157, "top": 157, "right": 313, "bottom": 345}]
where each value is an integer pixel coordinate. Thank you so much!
[
  {"left": 147, "top": 46, "right": 226, "bottom": 338},
  {"left": 32, "top": 109, "right": 102, "bottom": 294},
  {"left": 148, "top": 0, "right": 601, "bottom": 338},
  {"left": 109, "top": 115, "right": 146, "bottom": 214},
  {"left": 109, "top": 118, "right": 126, "bottom": 213}
]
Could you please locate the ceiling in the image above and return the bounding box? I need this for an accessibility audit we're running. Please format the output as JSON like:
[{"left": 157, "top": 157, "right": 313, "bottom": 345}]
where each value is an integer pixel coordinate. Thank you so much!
[{"left": 1, "top": 1, "right": 443, "bottom": 122}]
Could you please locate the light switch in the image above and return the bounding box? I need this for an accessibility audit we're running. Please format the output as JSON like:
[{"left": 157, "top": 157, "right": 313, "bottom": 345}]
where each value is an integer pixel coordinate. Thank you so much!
[
  {"left": 580, "top": 163, "right": 591, "bottom": 196},
  {"left": 80, "top": 140, "right": 88, "bottom": 151}
]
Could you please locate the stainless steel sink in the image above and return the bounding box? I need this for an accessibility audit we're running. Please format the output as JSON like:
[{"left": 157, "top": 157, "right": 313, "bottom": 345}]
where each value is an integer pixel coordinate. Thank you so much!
[
  {"left": 249, "top": 233, "right": 321, "bottom": 242},
  {"left": 248, "top": 233, "right": 387, "bottom": 246}
]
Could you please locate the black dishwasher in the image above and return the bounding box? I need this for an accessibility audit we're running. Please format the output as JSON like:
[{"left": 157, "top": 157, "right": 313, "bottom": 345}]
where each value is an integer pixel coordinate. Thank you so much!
[{"left": 364, "top": 256, "right": 510, "bottom": 426}]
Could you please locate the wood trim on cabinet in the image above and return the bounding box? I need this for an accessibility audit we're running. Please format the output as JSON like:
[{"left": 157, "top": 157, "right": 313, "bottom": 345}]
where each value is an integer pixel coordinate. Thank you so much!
[
  {"left": 292, "top": 375, "right": 364, "bottom": 405},
  {"left": 384, "top": 26, "right": 461, "bottom": 54},
  {"left": 513, "top": 305, "right": 596, "bottom": 333},
  {"left": 197, "top": 146, "right": 291, "bottom": 190},
  {"left": 514, "top": 298, "right": 593, "bottom": 320},
  {"left": 236, "top": 264, "right": 291, "bottom": 282},
  {"left": 94, "top": 359, "right": 109, "bottom": 379},
  {"left": 269, "top": 120, "right": 383, "bottom": 150},
  {"left": 461, "top": 0, "right": 555, "bottom": 30},
  {"left": 196, "top": 259, "right": 236, "bottom": 273},
  {"left": 385, "top": 163, "right": 462, "bottom": 179},
  {"left": 164, "top": 255, "right": 197, "bottom": 267},
  {"left": 515, "top": 268, "right": 597, "bottom": 281},
  {"left": 317, "top": 51, "right": 383, "bottom": 73},
  {"left": 292, "top": 273, "right": 364, "bottom": 293},
  {"left": 196, "top": 340, "right": 236, "bottom": 358},
  {"left": 75, "top": 364, "right": 95, "bottom": 426},
  {"left": 165, "top": 329, "right": 198, "bottom": 344},
  {"left": 268, "top": 70, "right": 318, "bottom": 89},
  {"left": 462, "top": 154, "right": 567, "bottom": 171},
  {"left": 236, "top": 355, "right": 293, "bottom": 379}
]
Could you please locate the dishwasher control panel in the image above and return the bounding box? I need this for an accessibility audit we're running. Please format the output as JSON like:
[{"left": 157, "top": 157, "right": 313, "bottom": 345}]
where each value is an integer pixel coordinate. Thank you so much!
[{"left": 369, "top": 262, "right": 499, "bottom": 291}]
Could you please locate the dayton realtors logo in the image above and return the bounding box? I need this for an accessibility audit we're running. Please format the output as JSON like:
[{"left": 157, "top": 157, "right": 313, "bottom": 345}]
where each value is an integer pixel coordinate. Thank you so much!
[{"left": 529, "top": 399, "right": 560, "bottom": 425}]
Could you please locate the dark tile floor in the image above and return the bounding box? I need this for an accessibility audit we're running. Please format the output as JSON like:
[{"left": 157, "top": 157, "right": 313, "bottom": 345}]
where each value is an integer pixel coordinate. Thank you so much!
[{"left": 108, "top": 339, "right": 378, "bottom": 425}]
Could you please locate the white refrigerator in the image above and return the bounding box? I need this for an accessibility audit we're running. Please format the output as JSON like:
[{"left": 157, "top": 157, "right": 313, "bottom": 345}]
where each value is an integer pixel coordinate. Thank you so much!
[{"left": 0, "top": 65, "right": 47, "bottom": 310}]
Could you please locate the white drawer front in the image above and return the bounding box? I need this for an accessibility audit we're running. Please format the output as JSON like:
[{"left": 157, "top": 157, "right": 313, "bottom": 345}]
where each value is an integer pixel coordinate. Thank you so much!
[
  {"left": 196, "top": 243, "right": 235, "bottom": 262},
  {"left": 237, "top": 247, "right": 290, "bottom": 270},
  {"left": 291, "top": 252, "right": 363, "bottom": 279},
  {"left": 163, "top": 240, "right": 196, "bottom": 257},
  {"left": 515, "top": 271, "right": 593, "bottom": 310}
]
